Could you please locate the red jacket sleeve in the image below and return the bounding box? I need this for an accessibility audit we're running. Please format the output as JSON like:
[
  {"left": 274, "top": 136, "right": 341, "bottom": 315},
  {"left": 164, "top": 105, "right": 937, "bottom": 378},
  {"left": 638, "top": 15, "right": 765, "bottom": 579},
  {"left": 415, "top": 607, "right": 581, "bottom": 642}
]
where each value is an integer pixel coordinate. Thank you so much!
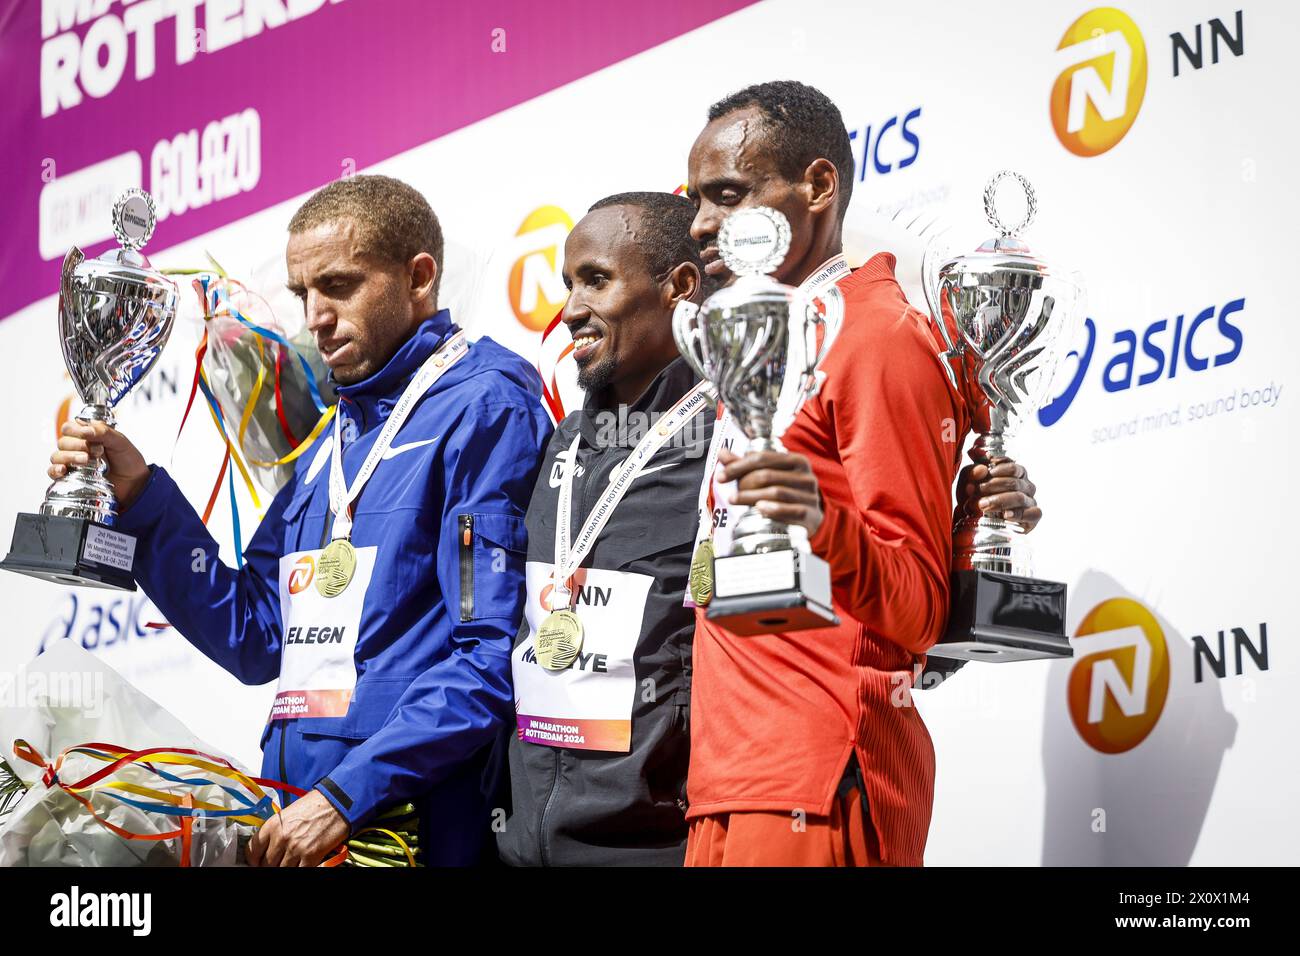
[{"left": 798, "top": 298, "right": 965, "bottom": 656}]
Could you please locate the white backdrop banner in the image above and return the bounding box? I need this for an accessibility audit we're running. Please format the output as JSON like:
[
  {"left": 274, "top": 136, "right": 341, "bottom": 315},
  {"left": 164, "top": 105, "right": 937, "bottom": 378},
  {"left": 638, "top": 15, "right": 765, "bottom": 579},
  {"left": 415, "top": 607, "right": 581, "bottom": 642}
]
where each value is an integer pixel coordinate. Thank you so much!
[{"left": 0, "top": 0, "right": 1293, "bottom": 865}]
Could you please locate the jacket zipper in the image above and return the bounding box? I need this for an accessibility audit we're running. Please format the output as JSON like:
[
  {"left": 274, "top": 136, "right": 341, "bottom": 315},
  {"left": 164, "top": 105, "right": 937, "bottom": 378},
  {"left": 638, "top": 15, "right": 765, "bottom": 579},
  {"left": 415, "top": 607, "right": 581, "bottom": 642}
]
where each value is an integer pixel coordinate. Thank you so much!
[
  {"left": 674, "top": 702, "right": 690, "bottom": 812},
  {"left": 459, "top": 514, "right": 474, "bottom": 622},
  {"left": 278, "top": 720, "right": 289, "bottom": 803},
  {"left": 538, "top": 748, "right": 561, "bottom": 866}
]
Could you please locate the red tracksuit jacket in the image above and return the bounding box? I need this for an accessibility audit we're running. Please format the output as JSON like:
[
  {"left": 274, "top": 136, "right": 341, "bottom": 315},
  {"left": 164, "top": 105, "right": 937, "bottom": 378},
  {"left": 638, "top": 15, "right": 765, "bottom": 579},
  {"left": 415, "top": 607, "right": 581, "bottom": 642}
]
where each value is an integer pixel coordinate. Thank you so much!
[{"left": 687, "top": 253, "right": 970, "bottom": 865}]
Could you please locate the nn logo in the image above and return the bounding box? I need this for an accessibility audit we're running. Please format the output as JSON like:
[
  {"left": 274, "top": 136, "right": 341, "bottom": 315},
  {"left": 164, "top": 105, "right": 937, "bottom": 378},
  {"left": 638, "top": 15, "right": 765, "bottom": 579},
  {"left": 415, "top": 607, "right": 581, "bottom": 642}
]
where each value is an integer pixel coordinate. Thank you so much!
[
  {"left": 1068, "top": 598, "right": 1170, "bottom": 753},
  {"left": 1067, "top": 598, "right": 1269, "bottom": 754},
  {"left": 1171, "top": 10, "right": 1244, "bottom": 78},
  {"left": 508, "top": 205, "right": 572, "bottom": 332},
  {"left": 1052, "top": 7, "right": 1246, "bottom": 157},
  {"left": 1192, "top": 622, "right": 1267, "bottom": 683},
  {"left": 287, "top": 555, "right": 315, "bottom": 594},
  {"left": 538, "top": 581, "right": 612, "bottom": 611},
  {"left": 1051, "top": 7, "right": 1148, "bottom": 157}
]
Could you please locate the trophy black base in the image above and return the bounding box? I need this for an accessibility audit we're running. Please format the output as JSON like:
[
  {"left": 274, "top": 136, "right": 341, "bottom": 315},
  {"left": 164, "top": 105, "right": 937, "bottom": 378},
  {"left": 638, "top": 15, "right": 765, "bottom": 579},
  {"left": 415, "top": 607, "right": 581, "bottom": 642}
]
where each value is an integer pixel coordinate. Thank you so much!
[
  {"left": 926, "top": 569, "right": 1069, "bottom": 663},
  {"left": 706, "top": 549, "right": 839, "bottom": 635},
  {"left": 1, "top": 512, "right": 137, "bottom": 591}
]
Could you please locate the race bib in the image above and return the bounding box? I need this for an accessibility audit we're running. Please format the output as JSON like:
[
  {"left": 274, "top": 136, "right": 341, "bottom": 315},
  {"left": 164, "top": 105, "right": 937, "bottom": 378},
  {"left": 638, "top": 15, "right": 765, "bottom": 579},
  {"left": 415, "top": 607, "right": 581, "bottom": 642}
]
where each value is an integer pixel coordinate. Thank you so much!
[
  {"left": 512, "top": 561, "right": 653, "bottom": 752},
  {"left": 271, "top": 546, "right": 377, "bottom": 720}
]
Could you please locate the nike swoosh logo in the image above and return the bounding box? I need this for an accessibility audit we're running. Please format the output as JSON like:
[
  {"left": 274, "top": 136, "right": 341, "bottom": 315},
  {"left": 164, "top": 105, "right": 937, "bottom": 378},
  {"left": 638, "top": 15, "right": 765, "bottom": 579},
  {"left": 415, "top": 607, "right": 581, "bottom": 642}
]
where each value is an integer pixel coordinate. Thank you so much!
[
  {"left": 636, "top": 462, "right": 676, "bottom": 478},
  {"left": 605, "top": 460, "right": 677, "bottom": 483},
  {"left": 381, "top": 436, "right": 440, "bottom": 460}
]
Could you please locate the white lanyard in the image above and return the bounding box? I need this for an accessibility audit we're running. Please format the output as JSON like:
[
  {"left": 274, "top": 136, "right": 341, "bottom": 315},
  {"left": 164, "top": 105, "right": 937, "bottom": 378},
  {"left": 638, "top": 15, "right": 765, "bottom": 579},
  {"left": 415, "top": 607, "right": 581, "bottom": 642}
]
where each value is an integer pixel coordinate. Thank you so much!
[
  {"left": 801, "top": 253, "right": 849, "bottom": 295},
  {"left": 328, "top": 331, "right": 469, "bottom": 541},
  {"left": 691, "top": 403, "right": 731, "bottom": 547},
  {"left": 690, "top": 253, "right": 849, "bottom": 547},
  {"left": 551, "top": 381, "right": 714, "bottom": 607}
]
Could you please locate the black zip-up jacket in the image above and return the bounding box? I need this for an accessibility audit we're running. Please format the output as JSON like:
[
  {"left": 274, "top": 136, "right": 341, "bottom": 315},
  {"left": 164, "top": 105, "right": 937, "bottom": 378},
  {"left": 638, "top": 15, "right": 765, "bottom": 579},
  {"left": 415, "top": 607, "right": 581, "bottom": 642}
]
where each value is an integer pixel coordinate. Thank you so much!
[{"left": 496, "top": 357, "right": 715, "bottom": 866}]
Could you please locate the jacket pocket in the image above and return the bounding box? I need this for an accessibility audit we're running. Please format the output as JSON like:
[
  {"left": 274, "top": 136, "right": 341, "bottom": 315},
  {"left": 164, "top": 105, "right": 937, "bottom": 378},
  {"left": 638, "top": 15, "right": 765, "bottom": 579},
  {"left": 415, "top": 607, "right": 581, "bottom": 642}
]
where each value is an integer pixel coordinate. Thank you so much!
[
  {"left": 296, "top": 675, "right": 415, "bottom": 740},
  {"left": 458, "top": 512, "right": 527, "bottom": 623},
  {"left": 281, "top": 472, "right": 328, "bottom": 552}
]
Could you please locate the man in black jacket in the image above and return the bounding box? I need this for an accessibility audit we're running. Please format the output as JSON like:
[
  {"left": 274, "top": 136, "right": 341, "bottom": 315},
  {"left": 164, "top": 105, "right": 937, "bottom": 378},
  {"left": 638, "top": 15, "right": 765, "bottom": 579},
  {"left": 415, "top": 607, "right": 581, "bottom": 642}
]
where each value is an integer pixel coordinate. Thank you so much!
[
  {"left": 495, "top": 186, "right": 1044, "bottom": 865},
  {"left": 496, "top": 191, "right": 717, "bottom": 865}
]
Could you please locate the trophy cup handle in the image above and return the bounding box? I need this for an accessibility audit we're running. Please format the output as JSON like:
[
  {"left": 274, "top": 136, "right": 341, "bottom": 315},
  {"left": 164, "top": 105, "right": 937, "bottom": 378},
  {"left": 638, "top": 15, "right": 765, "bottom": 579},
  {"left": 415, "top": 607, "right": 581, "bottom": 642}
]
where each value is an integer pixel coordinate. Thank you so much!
[
  {"left": 672, "top": 299, "right": 710, "bottom": 382},
  {"left": 60, "top": 247, "right": 84, "bottom": 303},
  {"left": 1028, "top": 269, "right": 1086, "bottom": 412},
  {"left": 59, "top": 247, "right": 88, "bottom": 355},
  {"left": 921, "top": 236, "right": 962, "bottom": 393}
]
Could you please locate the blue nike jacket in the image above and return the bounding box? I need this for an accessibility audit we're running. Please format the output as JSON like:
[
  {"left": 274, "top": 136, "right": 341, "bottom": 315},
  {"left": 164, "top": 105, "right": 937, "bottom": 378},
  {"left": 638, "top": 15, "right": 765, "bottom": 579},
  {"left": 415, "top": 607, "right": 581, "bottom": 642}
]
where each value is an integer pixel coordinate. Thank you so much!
[{"left": 116, "top": 310, "right": 553, "bottom": 865}]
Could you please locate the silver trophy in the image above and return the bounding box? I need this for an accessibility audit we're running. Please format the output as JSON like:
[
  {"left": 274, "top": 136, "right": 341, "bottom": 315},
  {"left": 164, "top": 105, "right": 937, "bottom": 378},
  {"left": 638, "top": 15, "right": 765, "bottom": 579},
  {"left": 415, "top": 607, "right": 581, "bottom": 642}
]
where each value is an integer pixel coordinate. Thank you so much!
[
  {"left": 674, "top": 206, "right": 843, "bottom": 634},
  {"left": 2, "top": 189, "right": 177, "bottom": 590},
  {"left": 921, "top": 171, "right": 1081, "bottom": 662}
]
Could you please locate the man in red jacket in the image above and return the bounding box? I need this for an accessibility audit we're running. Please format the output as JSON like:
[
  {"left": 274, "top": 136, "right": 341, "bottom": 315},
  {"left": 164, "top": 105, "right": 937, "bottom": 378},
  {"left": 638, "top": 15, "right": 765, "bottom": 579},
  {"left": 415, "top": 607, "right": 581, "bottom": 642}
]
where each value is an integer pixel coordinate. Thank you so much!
[{"left": 682, "top": 81, "right": 1039, "bottom": 866}]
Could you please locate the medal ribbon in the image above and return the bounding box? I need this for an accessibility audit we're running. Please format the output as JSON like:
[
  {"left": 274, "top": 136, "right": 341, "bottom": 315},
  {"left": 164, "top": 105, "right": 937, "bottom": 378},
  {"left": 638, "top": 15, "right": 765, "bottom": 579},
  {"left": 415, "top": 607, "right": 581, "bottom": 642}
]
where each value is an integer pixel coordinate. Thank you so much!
[
  {"left": 801, "top": 253, "right": 850, "bottom": 293},
  {"left": 328, "top": 331, "right": 469, "bottom": 542},
  {"left": 551, "top": 381, "right": 714, "bottom": 607},
  {"left": 690, "top": 401, "right": 732, "bottom": 549}
]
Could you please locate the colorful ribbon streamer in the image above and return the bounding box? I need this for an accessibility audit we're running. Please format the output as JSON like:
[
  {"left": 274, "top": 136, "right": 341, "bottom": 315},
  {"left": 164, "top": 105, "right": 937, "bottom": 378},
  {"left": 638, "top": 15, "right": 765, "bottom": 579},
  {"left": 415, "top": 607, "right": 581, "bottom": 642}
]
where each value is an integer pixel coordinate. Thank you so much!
[
  {"left": 165, "top": 261, "right": 338, "bottom": 563},
  {"left": 537, "top": 306, "right": 573, "bottom": 423},
  {"left": 12, "top": 739, "right": 412, "bottom": 868}
]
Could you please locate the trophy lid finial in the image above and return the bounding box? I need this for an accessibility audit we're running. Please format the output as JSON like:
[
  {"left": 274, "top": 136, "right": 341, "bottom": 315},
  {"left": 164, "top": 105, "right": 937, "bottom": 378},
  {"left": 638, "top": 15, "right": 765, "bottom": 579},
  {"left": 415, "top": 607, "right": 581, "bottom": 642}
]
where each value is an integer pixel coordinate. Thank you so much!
[
  {"left": 717, "top": 206, "right": 791, "bottom": 277},
  {"left": 983, "top": 170, "right": 1037, "bottom": 240},
  {"left": 112, "top": 188, "right": 157, "bottom": 252}
]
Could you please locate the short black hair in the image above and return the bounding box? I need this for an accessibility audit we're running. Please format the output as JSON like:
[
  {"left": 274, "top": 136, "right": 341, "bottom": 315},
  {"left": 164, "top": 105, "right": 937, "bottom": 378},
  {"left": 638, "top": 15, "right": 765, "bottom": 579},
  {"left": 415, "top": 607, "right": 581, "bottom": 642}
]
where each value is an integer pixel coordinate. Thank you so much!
[
  {"left": 707, "top": 80, "right": 855, "bottom": 223},
  {"left": 587, "top": 191, "right": 703, "bottom": 280},
  {"left": 288, "top": 174, "right": 445, "bottom": 301}
]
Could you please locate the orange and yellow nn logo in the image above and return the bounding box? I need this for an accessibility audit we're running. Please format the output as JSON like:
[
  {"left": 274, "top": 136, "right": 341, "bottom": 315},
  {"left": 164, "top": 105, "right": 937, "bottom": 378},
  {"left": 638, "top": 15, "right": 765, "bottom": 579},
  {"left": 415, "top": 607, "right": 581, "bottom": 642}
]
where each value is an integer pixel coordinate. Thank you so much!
[
  {"left": 1051, "top": 7, "right": 1147, "bottom": 156},
  {"left": 1067, "top": 598, "right": 1170, "bottom": 753},
  {"left": 288, "top": 555, "right": 315, "bottom": 594},
  {"left": 508, "top": 205, "right": 573, "bottom": 332}
]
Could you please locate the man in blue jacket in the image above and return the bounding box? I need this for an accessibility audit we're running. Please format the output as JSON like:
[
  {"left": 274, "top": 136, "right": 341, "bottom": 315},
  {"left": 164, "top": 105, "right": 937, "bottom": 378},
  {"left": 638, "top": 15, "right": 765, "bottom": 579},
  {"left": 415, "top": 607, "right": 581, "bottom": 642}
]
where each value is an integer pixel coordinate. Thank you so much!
[{"left": 48, "top": 175, "right": 553, "bottom": 866}]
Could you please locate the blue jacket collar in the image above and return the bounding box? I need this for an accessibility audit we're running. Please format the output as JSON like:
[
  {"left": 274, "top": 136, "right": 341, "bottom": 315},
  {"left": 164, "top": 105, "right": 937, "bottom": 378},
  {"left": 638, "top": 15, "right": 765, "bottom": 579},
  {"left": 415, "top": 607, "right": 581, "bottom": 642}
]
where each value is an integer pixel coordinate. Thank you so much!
[{"left": 332, "top": 309, "right": 456, "bottom": 429}]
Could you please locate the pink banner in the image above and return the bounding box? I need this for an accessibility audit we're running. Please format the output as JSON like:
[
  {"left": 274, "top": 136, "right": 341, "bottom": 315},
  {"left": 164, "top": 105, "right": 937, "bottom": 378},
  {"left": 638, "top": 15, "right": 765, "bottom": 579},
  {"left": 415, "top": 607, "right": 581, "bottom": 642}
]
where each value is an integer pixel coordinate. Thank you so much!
[{"left": 0, "top": 0, "right": 754, "bottom": 318}]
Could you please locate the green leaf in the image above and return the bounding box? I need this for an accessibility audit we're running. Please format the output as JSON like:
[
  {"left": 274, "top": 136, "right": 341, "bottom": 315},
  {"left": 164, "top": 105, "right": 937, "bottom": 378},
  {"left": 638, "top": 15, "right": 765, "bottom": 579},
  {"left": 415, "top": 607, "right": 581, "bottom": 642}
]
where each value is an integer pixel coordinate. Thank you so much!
[{"left": 0, "top": 758, "right": 29, "bottom": 820}]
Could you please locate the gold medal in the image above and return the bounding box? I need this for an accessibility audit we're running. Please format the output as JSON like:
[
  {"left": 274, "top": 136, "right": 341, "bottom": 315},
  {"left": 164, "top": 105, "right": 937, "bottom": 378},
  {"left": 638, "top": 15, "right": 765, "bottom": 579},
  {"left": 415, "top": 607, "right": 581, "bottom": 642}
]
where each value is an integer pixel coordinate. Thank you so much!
[
  {"left": 689, "top": 539, "right": 715, "bottom": 607},
  {"left": 535, "top": 609, "right": 584, "bottom": 671},
  {"left": 316, "top": 538, "right": 357, "bottom": 598}
]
